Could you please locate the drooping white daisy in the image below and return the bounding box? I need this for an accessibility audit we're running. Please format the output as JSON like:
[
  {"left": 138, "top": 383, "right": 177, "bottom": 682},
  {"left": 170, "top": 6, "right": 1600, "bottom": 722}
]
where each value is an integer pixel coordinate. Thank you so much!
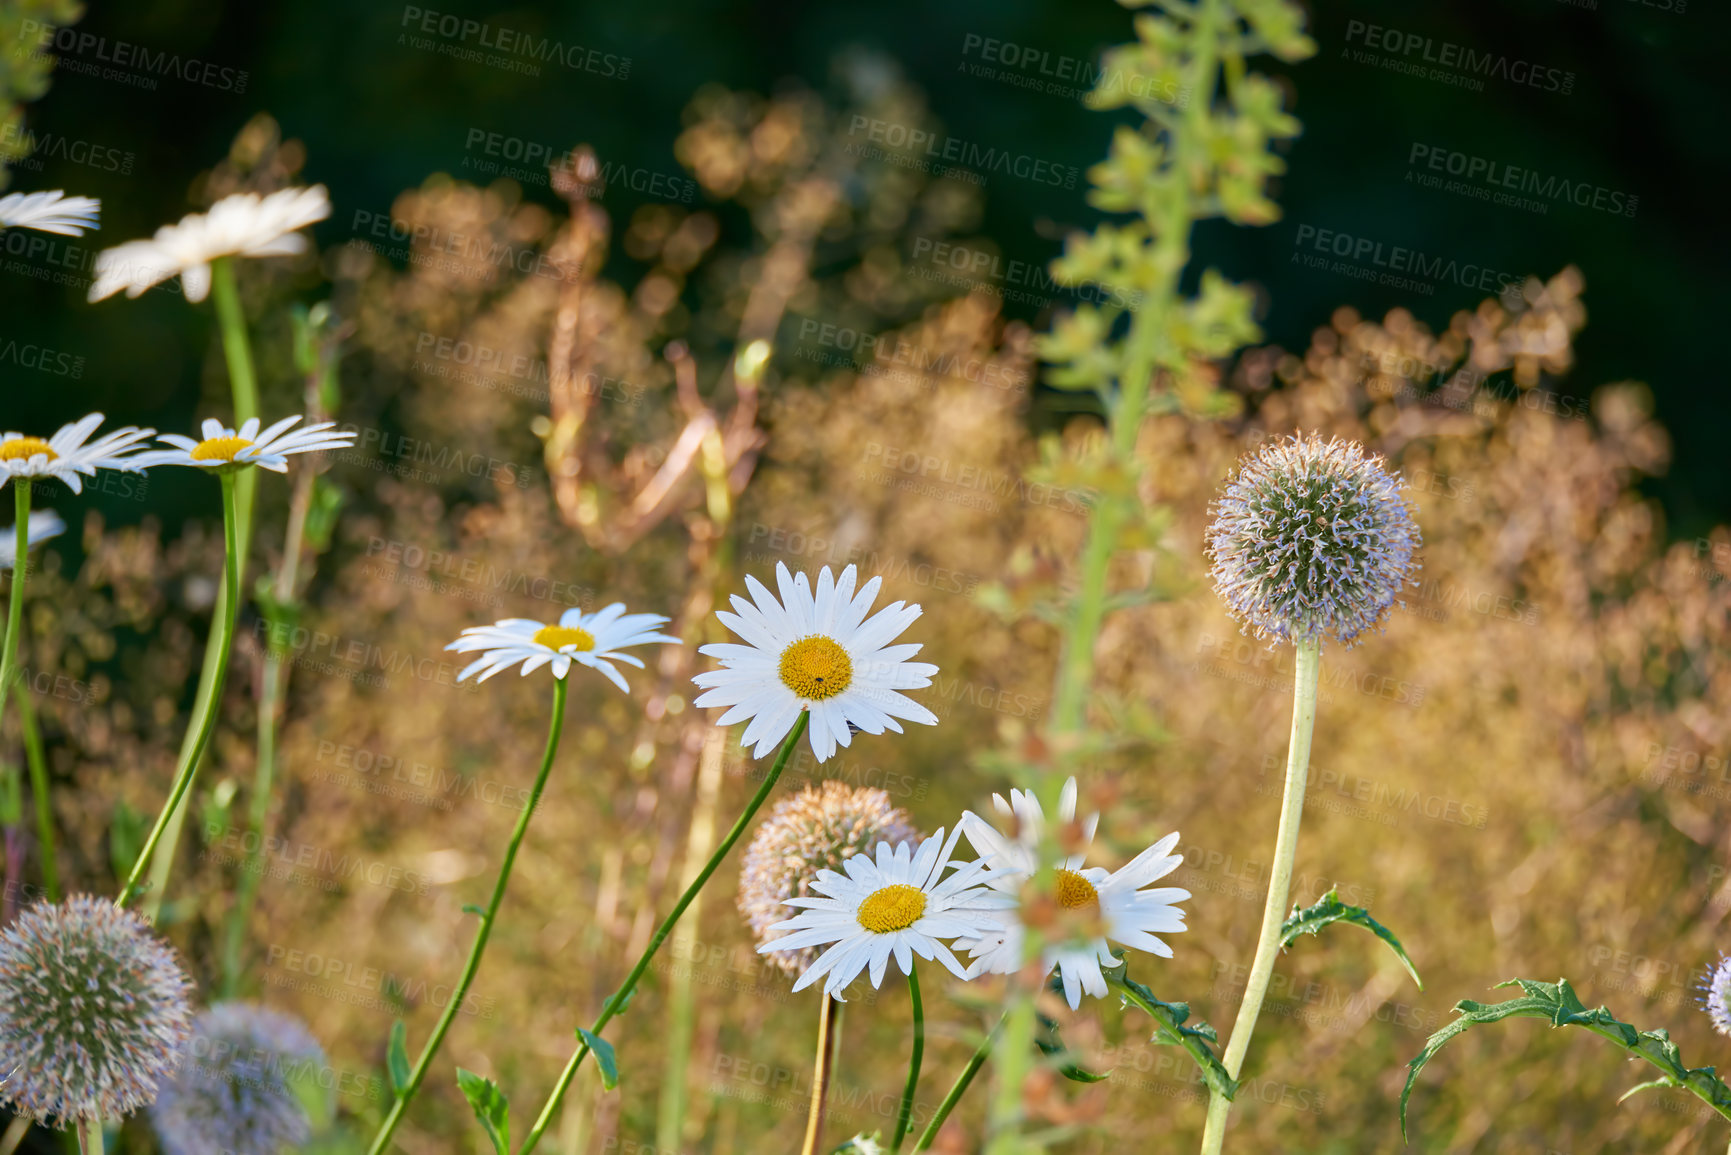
[
  {"left": 692, "top": 563, "right": 939, "bottom": 764},
  {"left": 958, "top": 779, "right": 1191, "bottom": 1009},
  {"left": 0, "top": 511, "right": 66, "bottom": 571},
  {"left": 136, "top": 417, "right": 355, "bottom": 474},
  {"left": 761, "top": 827, "right": 1013, "bottom": 1001},
  {"left": 0, "top": 414, "right": 155, "bottom": 494},
  {"left": 447, "top": 603, "right": 679, "bottom": 690},
  {"left": 0, "top": 190, "right": 100, "bottom": 236},
  {"left": 87, "top": 185, "right": 330, "bottom": 304}
]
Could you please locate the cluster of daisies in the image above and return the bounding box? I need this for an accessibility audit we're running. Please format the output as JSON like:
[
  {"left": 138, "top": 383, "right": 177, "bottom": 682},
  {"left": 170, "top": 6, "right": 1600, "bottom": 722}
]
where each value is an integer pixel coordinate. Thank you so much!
[{"left": 446, "top": 561, "right": 1191, "bottom": 1007}]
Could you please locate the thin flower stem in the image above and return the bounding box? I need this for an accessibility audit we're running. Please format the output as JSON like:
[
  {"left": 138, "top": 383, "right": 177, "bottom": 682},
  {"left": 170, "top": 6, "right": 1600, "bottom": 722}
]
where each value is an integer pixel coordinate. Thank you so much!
[
  {"left": 892, "top": 965, "right": 925, "bottom": 1150},
  {"left": 16, "top": 683, "right": 58, "bottom": 901},
  {"left": 1200, "top": 636, "right": 1320, "bottom": 1154},
  {"left": 142, "top": 256, "right": 259, "bottom": 922},
  {"left": 800, "top": 995, "right": 842, "bottom": 1155},
  {"left": 76, "top": 1116, "right": 100, "bottom": 1155},
  {"left": 913, "top": 1013, "right": 1005, "bottom": 1154},
  {"left": 516, "top": 712, "right": 811, "bottom": 1155},
  {"left": 364, "top": 673, "right": 569, "bottom": 1155},
  {"left": 116, "top": 472, "right": 243, "bottom": 911},
  {"left": 0, "top": 480, "right": 33, "bottom": 737}
]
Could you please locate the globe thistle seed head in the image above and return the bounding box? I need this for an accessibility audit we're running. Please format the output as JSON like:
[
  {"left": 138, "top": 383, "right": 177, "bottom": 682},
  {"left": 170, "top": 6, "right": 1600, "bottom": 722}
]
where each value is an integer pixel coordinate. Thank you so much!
[
  {"left": 739, "top": 781, "right": 921, "bottom": 976},
  {"left": 151, "top": 1001, "right": 326, "bottom": 1155},
  {"left": 1206, "top": 433, "right": 1421, "bottom": 647},
  {"left": 0, "top": 893, "right": 194, "bottom": 1126},
  {"left": 1702, "top": 957, "right": 1731, "bottom": 1037}
]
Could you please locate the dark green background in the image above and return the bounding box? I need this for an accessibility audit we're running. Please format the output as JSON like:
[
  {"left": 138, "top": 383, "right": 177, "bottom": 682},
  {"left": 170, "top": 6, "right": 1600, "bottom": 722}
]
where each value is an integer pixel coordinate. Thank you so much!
[{"left": 6, "top": 0, "right": 1726, "bottom": 534}]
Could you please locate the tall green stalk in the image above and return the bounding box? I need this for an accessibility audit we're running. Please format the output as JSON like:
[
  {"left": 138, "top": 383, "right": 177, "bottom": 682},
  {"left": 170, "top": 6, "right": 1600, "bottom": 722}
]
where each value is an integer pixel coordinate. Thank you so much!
[
  {"left": 516, "top": 712, "right": 810, "bottom": 1154},
  {"left": 143, "top": 255, "right": 259, "bottom": 923},
  {"left": 892, "top": 966, "right": 925, "bottom": 1150},
  {"left": 0, "top": 481, "right": 33, "bottom": 736},
  {"left": 117, "top": 471, "right": 243, "bottom": 910},
  {"left": 365, "top": 675, "right": 569, "bottom": 1155},
  {"left": 912, "top": 1014, "right": 1004, "bottom": 1154},
  {"left": 1200, "top": 637, "right": 1319, "bottom": 1152},
  {"left": 16, "top": 682, "right": 57, "bottom": 901}
]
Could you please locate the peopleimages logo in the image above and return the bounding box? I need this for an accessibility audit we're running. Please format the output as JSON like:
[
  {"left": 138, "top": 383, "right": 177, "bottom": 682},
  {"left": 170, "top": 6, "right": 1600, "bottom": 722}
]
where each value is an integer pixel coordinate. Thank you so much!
[
  {"left": 845, "top": 116, "right": 1078, "bottom": 189},
  {"left": 1342, "top": 20, "right": 1574, "bottom": 95},
  {"left": 1407, "top": 144, "right": 1637, "bottom": 218}
]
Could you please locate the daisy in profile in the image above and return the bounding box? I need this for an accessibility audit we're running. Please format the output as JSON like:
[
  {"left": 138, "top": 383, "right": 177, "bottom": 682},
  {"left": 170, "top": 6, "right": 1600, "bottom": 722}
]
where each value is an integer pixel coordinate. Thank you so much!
[
  {"left": 137, "top": 416, "right": 355, "bottom": 474},
  {"left": 0, "top": 190, "right": 100, "bottom": 236},
  {"left": 761, "top": 827, "right": 1012, "bottom": 1000},
  {"left": 88, "top": 185, "right": 330, "bottom": 303},
  {"left": 0, "top": 510, "right": 65, "bottom": 570},
  {"left": 959, "top": 779, "right": 1190, "bottom": 1009},
  {"left": 692, "top": 563, "right": 938, "bottom": 764},
  {"left": 1, "top": 413, "right": 155, "bottom": 494},
  {"left": 448, "top": 603, "right": 678, "bottom": 690}
]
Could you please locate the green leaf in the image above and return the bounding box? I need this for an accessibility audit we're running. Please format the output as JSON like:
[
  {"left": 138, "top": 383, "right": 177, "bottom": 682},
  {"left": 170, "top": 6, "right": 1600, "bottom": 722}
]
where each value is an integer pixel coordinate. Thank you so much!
[
  {"left": 577, "top": 1027, "right": 619, "bottom": 1091},
  {"left": 1107, "top": 964, "right": 1235, "bottom": 1101},
  {"left": 462, "top": 903, "right": 487, "bottom": 918},
  {"left": 387, "top": 1020, "right": 411, "bottom": 1096},
  {"left": 455, "top": 1068, "right": 510, "bottom": 1155},
  {"left": 1278, "top": 887, "right": 1423, "bottom": 990},
  {"left": 1037, "top": 1007, "right": 1111, "bottom": 1083},
  {"left": 1401, "top": 976, "right": 1731, "bottom": 1142}
]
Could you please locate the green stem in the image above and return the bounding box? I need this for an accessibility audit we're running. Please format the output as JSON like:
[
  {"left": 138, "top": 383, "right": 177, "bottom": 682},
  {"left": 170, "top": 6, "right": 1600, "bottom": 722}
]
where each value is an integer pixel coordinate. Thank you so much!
[
  {"left": 892, "top": 966, "right": 925, "bottom": 1150},
  {"left": 515, "top": 711, "right": 811, "bottom": 1155},
  {"left": 365, "top": 674, "right": 569, "bottom": 1155},
  {"left": 913, "top": 1014, "right": 1004, "bottom": 1154},
  {"left": 0, "top": 480, "right": 33, "bottom": 737},
  {"left": 143, "top": 256, "right": 259, "bottom": 922},
  {"left": 117, "top": 472, "right": 243, "bottom": 911},
  {"left": 16, "top": 682, "right": 57, "bottom": 901},
  {"left": 75, "top": 1116, "right": 100, "bottom": 1155},
  {"left": 220, "top": 644, "right": 284, "bottom": 995},
  {"left": 1200, "top": 636, "right": 1320, "bottom": 1154}
]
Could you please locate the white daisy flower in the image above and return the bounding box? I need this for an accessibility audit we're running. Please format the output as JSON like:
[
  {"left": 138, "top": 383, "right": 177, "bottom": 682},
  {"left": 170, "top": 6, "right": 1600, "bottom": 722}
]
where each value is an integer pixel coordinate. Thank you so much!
[
  {"left": 88, "top": 185, "right": 330, "bottom": 304},
  {"left": 760, "top": 827, "right": 1014, "bottom": 1001},
  {"left": 137, "top": 416, "right": 355, "bottom": 474},
  {"left": 0, "top": 511, "right": 66, "bottom": 571},
  {"left": 691, "top": 563, "right": 939, "bottom": 764},
  {"left": 0, "top": 414, "right": 155, "bottom": 495},
  {"left": 0, "top": 190, "right": 100, "bottom": 236},
  {"left": 958, "top": 779, "right": 1191, "bottom": 1009},
  {"left": 447, "top": 603, "right": 679, "bottom": 690}
]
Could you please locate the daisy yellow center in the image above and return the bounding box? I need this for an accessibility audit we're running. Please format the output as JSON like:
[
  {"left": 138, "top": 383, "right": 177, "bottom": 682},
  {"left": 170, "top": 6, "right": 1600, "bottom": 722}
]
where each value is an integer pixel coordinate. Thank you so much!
[
  {"left": 533, "top": 624, "right": 596, "bottom": 652},
  {"left": 191, "top": 436, "right": 255, "bottom": 462},
  {"left": 1055, "top": 869, "right": 1099, "bottom": 910},
  {"left": 856, "top": 883, "right": 927, "bottom": 933},
  {"left": 0, "top": 437, "right": 55, "bottom": 462},
  {"left": 779, "top": 635, "right": 852, "bottom": 700}
]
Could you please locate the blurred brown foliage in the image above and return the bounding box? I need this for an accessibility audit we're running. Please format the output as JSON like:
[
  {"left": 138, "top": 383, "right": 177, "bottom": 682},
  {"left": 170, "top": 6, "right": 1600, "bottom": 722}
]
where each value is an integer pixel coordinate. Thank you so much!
[{"left": 7, "top": 70, "right": 1731, "bottom": 1155}]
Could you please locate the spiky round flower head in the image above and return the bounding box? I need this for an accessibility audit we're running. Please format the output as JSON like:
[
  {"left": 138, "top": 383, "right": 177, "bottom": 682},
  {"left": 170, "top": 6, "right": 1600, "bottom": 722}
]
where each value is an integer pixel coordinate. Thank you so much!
[
  {"left": 1206, "top": 433, "right": 1421, "bottom": 647},
  {"left": 0, "top": 894, "right": 194, "bottom": 1125},
  {"left": 739, "top": 781, "right": 921, "bottom": 976},
  {"left": 151, "top": 1002, "right": 326, "bottom": 1155},
  {"left": 1702, "top": 957, "right": 1731, "bottom": 1037}
]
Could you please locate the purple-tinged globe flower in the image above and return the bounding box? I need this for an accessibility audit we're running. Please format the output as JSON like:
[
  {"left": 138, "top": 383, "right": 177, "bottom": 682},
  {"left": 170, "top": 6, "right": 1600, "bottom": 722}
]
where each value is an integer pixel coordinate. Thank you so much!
[
  {"left": 1206, "top": 433, "right": 1421, "bottom": 647},
  {"left": 0, "top": 894, "right": 194, "bottom": 1125},
  {"left": 1702, "top": 957, "right": 1731, "bottom": 1037},
  {"left": 739, "top": 781, "right": 921, "bottom": 976},
  {"left": 151, "top": 1002, "right": 326, "bottom": 1155}
]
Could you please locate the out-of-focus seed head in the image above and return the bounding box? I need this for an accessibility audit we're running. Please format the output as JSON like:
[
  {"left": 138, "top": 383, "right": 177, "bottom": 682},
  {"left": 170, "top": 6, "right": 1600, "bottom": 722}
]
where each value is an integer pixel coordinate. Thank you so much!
[
  {"left": 151, "top": 1001, "right": 326, "bottom": 1155},
  {"left": 739, "top": 781, "right": 920, "bottom": 976},
  {"left": 1206, "top": 433, "right": 1421, "bottom": 647},
  {"left": 0, "top": 894, "right": 194, "bottom": 1126}
]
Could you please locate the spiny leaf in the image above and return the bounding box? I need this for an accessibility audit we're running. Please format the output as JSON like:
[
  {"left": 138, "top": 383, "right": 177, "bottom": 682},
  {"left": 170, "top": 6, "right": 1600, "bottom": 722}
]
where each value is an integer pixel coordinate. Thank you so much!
[
  {"left": 386, "top": 1020, "right": 411, "bottom": 1097},
  {"left": 578, "top": 1027, "right": 619, "bottom": 1091},
  {"left": 1279, "top": 887, "right": 1423, "bottom": 990},
  {"left": 1401, "top": 976, "right": 1731, "bottom": 1142},
  {"left": 455, "top": 1068, "right": 510, "bottom": 1155},
  {"left": 1107, "top": 963, "right": 1235, "bottom": 1101}
]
